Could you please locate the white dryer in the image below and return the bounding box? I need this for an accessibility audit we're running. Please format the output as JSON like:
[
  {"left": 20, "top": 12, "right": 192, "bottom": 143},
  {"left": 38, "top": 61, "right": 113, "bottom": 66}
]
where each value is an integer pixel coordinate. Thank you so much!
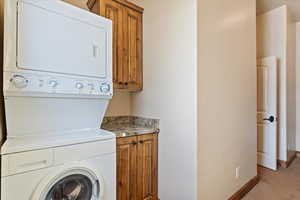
[{"left": 1, "top": 0, "right": 115, "bottom": 199}]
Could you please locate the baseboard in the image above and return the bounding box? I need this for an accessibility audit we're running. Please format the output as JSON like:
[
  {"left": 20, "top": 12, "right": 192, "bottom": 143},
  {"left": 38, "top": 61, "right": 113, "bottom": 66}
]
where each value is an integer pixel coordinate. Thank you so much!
[
  {"left": 228, "top": 175, "right": 259, "bottom": 200},
  {"left": 278, "top": 152, "right": 297, "bottom": 168},
  {"left": 277, "top": 160, "right": 286, "bottom": 168},
  {"left": 287, "top": 152, "right": 297, "bottom": 167}
]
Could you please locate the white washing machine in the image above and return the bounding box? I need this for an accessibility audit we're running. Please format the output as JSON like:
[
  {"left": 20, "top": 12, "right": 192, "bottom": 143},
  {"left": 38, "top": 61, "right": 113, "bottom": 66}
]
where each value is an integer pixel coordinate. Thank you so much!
[
  {"left": 1, "top": 0, "right": 115, "bottom": 199},
  {"left": 1, "top": 130, "right": 116, "bottom": 200}
]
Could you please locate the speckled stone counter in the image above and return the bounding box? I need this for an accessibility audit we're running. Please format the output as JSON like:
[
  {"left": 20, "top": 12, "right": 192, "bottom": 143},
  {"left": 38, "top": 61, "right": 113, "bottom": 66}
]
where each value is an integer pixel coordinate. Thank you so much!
[{"left": 101, "top": 116, "right": 160, "bottom": 138}]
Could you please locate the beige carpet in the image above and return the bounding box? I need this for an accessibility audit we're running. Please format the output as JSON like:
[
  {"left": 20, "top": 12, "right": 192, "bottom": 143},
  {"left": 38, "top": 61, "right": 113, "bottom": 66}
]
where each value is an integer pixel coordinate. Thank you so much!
[{"left": 243, "top": 158, "right": 300, "bottom": 200}]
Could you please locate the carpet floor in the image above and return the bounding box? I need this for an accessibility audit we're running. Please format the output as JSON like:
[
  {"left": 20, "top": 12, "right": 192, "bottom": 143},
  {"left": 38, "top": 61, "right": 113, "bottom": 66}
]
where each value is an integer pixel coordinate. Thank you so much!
[{"left": 243, "top": 157, "right": 300, "bottom": 200}]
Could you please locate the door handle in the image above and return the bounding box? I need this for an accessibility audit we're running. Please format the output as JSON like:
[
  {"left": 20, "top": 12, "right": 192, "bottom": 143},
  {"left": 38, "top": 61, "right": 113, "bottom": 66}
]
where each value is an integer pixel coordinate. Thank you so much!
[{"left": 263, "top": 116, "right": 275, "bottom": 123}]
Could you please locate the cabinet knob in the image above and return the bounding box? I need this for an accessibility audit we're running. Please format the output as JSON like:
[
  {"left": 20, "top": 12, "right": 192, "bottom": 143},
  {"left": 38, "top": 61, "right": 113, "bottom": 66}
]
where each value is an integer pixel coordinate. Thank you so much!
[
  {"left": 139, "top": 140, "right": 144, "bottom": 144},
  {"left": 124, "top": 82, "right": 129, "bottom": 86},
  {"left": 118, "top": 82, "right": 123, "bottom": 85}
]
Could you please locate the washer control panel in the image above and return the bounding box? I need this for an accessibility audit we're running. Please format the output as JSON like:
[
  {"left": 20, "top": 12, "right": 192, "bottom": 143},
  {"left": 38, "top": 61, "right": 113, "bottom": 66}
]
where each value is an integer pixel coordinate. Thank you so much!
[{"left": 4, "top": 72, "right": 113, "bottom": 97}]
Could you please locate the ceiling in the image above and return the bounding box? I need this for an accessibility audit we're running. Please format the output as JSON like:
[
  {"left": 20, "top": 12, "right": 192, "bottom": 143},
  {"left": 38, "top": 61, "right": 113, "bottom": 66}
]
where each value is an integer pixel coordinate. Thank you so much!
[{"left": 257, "top": 0, "right": 300, "bottom": 21}]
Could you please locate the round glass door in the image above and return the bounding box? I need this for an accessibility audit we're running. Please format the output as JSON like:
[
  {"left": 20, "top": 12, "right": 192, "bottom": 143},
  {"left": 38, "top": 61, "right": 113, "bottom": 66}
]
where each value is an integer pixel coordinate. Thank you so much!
[{"left": 45, "top": 174, "right": 94, "bottom": 200}]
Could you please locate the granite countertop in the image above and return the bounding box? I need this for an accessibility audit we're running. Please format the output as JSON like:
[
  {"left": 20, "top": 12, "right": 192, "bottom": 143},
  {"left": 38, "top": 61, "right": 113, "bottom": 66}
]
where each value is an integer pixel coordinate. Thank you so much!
[{"left": 101, "top": 116, "right": 160, "bottom": 138}]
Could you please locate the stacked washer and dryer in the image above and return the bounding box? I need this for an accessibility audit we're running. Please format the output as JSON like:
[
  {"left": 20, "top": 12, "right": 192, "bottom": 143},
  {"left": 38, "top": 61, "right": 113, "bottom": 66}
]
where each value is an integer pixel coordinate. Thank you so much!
[{"left": 1, "top": 0, "right": 115, "bottom": 199}]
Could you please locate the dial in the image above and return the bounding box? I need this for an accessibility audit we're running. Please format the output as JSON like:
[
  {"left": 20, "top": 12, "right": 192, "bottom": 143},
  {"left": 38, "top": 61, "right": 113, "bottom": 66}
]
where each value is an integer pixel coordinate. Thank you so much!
[
  {"left": 100, "top": 83, "right": 111, "bottom": 94},
  {"left": 75, "top": 82, "right": 84, "bottom": 89},
  {"left": 49, "top": 80, "right": 58, "bottom": 88},
  {"left": 10, "top": 74, "right": 28, "bottom": 88}
]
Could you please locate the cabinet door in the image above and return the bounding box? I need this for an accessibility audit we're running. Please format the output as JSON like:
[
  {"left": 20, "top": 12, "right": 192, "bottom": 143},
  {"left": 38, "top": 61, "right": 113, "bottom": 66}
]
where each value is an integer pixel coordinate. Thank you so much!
[
  {"left": 63, "top": 0, "right": 89, "bottom": 10},
  {"left": 117, "top": 137, "right": 138, "bottom": 200},
  {"left": 137, "top": 134, "right": 158, "bottom": 200},
  {"left": 123, "top": 8, "right": 143, "bottom": 91},
  {"left": 87, "top": 0, "right": 99, "bottom": 14},
  {"left": 100, "top": 0, "right": 125, "bottom": 89}
]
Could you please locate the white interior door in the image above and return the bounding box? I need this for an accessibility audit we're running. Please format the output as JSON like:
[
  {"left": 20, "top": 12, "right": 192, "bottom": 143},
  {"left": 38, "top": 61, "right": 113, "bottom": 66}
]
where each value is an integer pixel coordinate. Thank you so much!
[{"left": 257, "top": 56, "right": 277, "bottom": 170}]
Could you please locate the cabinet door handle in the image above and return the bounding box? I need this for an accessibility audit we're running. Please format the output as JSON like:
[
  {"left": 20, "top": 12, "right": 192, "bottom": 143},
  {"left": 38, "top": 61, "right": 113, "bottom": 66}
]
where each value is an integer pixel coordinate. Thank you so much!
[
  {"left": 118, "top": 82, "right": 123, "bottom": 85},
  {"left": 132, "top": 141, "right": 137, "bottom": 145},
  {"left": 139, "top": 140, "right": 144, "bottom": 144}
]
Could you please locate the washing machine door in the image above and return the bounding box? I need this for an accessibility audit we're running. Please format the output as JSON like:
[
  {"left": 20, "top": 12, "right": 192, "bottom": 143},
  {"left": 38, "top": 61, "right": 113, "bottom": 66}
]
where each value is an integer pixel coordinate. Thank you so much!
[{"left": 32, "top": 163, "right": 104, "bottom": 200}]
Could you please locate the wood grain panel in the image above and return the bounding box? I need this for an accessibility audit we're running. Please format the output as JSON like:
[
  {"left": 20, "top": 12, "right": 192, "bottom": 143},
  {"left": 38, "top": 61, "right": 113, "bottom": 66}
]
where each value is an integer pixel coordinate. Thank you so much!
[
  {"left": 137, "top": 134, "right": 158, "bottom": 200},
  {"left": 123, "top": 8, "right": 143, "bottom": 91},
  {"left": 117, "top": 137, "right": 138, "bottom": 200},
  {"left": 113, "top": 0, "right": 144, "bottom": 13},
  {"left": 63, "top": 0, "right": 89, "bottom": 10},
  {"left": 100, "top": 0, "right": 125, "bottom": 89},
  {"left": 87, "top": 0, "right": 99, "bottom": 14}
]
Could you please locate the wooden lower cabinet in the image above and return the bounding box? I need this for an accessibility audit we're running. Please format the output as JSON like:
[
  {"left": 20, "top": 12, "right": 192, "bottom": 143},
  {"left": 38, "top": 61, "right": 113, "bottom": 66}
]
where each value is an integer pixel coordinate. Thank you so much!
[
  {"left": 117, "top": 133, "right": 158, "bottom": 200},
  {"left": 117, "top": 136, "right": 138, "bottom": 200}
]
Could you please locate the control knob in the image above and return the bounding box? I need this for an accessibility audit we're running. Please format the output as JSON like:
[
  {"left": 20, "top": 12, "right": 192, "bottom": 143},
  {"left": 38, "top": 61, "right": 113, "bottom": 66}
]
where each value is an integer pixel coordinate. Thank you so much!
[
  {"left": 100, "top": 83, "right": 111, "bottom": 94},
  {"left": 10, "top": 74, "right": 28, "bottom": 88},
  {"left": 75, "top": 82, "right": 84, "bottom": 89},
  {"left": 49, "top": 80, "right": 58, "bottom": 88}
]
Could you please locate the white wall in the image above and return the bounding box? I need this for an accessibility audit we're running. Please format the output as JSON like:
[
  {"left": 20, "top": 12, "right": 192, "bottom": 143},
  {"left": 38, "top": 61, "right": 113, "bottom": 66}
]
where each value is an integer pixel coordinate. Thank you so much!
[
  {"left": 257, "top": 6, "right": 297, "bottom": 161},
  {"left": 0, "top": 0, "right": 4, "bottom": 145},
  {"left": 286, "top": 10, "right": 296, "bottom": 160},
  {"left": 296, "top": 22, "right": 300, "bottom": 152},
  {"left": 105, "top": 91, "right": 132, "bottom": 116},
  {"left": 198, "top": 0, "right": 257, "bottom": 199},
  {"left": 106, "top": 0, "right": 257, "bottom": 199},
  {"left": 257, "top": 6, "right": 288, "bottom": 161},
  {"left": 129, "top": 0, "right": 198, "bottom": 199}
]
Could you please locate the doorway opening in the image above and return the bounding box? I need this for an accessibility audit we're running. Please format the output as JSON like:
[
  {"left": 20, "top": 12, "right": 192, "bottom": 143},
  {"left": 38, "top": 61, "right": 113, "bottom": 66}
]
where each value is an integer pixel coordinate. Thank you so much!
[{"left": 256, "top": 0, "right": 298, "bottom": 171}]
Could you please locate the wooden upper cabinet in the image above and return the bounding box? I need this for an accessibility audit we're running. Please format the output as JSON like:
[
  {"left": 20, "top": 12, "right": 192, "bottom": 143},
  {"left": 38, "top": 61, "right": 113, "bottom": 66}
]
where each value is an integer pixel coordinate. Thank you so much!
[
  {"left": 123, "top": 8, "right": 143, "bottom": 91},
  {"left": 100, "top": 0, "right": 125, "bottom": 89},
  {"left": 117, "top": 137, "right": 138, "bottom": 200},
  {"left": 88, "top": 0, "right": 143, "bottom": 91},
  {"left": 137, "top": 134, "right": 158, "bottom": 200},
  {"left": 87, "top": 0, "right": 99, "bottom": 14},
  {"left": 64, "top": 0, "right": 90, "bottom": 10}
]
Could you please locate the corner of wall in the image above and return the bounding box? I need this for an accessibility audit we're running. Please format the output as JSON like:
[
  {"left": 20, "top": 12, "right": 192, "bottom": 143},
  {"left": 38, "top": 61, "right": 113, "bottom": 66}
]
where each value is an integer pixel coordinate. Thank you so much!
[
  {"left": 295, "top": 22, "right": 300, "bottom": 152},
  {"left": 105, "top": 91, "right": 132, "bottom": 117},
  {"left": 0, "top": 0, "right": 5, "bottom": 146}
]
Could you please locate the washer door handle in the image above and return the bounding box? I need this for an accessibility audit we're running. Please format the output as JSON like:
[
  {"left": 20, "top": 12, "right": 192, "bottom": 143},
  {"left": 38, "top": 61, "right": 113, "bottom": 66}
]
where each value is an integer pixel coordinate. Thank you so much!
[{"left": 95, "top": 179, "right": 100, "bottom": 197}]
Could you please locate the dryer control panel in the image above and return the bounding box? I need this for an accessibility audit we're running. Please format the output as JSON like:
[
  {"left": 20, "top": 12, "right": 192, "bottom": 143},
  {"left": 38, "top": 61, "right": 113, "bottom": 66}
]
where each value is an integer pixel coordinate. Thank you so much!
[{"left": 4, "top": 72, "right": 113, "bottom": 98}]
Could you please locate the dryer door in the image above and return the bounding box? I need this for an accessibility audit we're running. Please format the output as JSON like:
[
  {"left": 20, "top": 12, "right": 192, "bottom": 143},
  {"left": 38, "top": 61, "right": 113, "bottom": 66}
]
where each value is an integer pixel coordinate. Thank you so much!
[
  {"left": 17, "top": 0, "right": 112, "bottom": 79},
  {"left": 32, "top": 165, "right": 104, "bottom": 200}
]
